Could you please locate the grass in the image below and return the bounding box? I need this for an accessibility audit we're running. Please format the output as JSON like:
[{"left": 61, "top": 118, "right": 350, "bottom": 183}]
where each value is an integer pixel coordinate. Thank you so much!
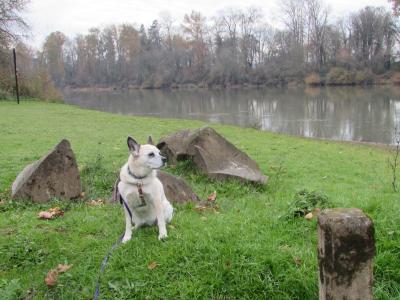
[{"left": 0, "top": 100, "right": 399, "bottom": 299}]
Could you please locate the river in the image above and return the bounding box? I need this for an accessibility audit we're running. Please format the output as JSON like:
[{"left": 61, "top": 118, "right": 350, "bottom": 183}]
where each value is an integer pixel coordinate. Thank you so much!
[{"left": 63, "top": 86, "right": 400, "bottom": 144}]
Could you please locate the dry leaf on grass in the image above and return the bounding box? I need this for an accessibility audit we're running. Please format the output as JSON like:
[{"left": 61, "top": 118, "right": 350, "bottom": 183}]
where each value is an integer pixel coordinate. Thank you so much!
[
  {"left": 304, "top": 212, "right": 313, "bottom": 220},
  {"left": 147, "top": 261, "right": 157, "bottom": 270},
  {"left": 45, "top": 264, "right": 73, "bottom": 286},
  {"left": 87, "top": 199, "right": 104, "bottom": 206},
  {"left": 38, "top": 207, "right": 64, "bottom": 220},
  {"left": 293, "top": 257, "right": 302, "bottom": 266},
  {"left": 194, "top": 205, "right": 207, "bottom": 212},
  {"left": 207, "top": 191, "right": 217, "bottom": 202},
  {"left": 79, "top": 192, "right": 85, "bottom": 199},
  {"left": 48, "top": 207, "right": 64, "bottom": 217}
]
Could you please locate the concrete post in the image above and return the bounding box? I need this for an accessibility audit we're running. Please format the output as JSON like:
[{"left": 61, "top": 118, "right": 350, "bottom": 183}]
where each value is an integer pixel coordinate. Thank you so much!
[{"left": 318, "top": 208, "right": 375, "bottom": 300}]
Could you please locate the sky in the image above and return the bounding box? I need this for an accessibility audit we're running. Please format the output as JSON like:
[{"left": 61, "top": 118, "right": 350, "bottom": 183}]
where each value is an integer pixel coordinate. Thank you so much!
[{"left": 23, "top": 0, "right": 393, "bottom": 49}]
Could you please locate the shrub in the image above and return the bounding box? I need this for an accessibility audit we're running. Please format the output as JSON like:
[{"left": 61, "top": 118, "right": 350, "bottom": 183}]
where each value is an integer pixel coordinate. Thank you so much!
[
  {"left": 304, "top": 72, "right": 322, "bottom": 86},
  {"left": 391, "top": 72, "right": 400, "bottom": 85},
  {"left": 326, "top": 67, "right": 355, "bottom": 85},
  {"left": 354, "top": 70, "right": 374, "bottom": 85},
  {"left": 287, "top": 189, "right": 331, "bottom": 218}
]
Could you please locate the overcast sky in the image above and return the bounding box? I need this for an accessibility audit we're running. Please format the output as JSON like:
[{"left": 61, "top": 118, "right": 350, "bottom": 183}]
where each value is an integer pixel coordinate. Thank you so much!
[{"left": 23, "top": 0, "right": 392, "bottom": 49}]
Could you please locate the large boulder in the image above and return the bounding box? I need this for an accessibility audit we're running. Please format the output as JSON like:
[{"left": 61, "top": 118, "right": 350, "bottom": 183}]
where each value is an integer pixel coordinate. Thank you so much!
[
  {"left": 157, "top": 127, "right": 268, "bottom": 184},
  {"left": 12, "top": 139, "right": 82, "bottom": 203},
  {"left": 157, "top": 171, "right": 200, "bottom": 204}
]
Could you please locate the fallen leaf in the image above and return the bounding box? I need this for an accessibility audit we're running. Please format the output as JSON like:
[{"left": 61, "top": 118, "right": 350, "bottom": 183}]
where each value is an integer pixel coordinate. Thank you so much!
[
  {"left": 147, "top": 261, "right": 157, "bottom": 270},
  {"left": 48, "top": 207, "right": 64, "bottom": 217},
  {"left": 45, "top": 264, "right": 73, "bottom": 286},
  {"left": 56, "top": 264, "right": 72, "bottom": 273},
  {"left": 38, "top": 207, "right": 65, "bottom": 220},
  {"left": 87, "top": 199, "right": 104, "bottom": 206},
  {"left": 38, "top": 211, "right": 54, "bottom": 220},
  {"left": 279, "top": 244, "right": 291, "bottom": 251},
  {"left": 305, "top": 212, "right": 313, "bottom": 220},
  {"left": 79, "top": 192, "right": 85, "bottom": 199},
  {"left": 207, "top": 191, "right": 217, "bottom": 202},
  {"left": 194, "top": 205, "right": 207, "bottom": 212},
  {"left": 293, "top": 257, "right": 302, "bottom": 266},
  {"left": 45, "top": 269, "right": 58, "bottom": 286},
  {"left": 200, "top": 216, "right": 207, "bottom": 221},
  {"left": 168, "top": 224, "right": 176, "bottom": 229}
]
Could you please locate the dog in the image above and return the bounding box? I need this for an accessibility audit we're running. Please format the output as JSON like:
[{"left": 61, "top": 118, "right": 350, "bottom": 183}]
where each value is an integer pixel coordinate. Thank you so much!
[{"left": 117, "top": 136, "right": 173, "bottom": 242}]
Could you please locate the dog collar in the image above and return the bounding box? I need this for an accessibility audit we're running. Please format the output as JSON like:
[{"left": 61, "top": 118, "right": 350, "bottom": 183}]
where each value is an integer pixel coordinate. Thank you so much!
[{"left": 127, "top": 165, "right": 148, "bottom": 180}]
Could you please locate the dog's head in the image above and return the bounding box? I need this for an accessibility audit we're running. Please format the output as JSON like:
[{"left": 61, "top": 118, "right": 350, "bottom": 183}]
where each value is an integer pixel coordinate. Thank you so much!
[{"left": 127, "top": 136, "right": 167, "bottom": 169}]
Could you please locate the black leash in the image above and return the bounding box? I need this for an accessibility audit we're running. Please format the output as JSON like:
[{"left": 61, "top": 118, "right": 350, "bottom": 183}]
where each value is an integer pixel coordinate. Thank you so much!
[
  {"left": 93, "top": 196, "right": 133, "bottom": 300},
  {"left": 93, "top": 233, "right": 123, "bottom": 300}
]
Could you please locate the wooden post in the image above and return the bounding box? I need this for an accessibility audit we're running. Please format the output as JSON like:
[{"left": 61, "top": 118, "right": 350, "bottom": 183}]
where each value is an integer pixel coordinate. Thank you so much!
[
  {"left": 12, "top": 48, "right": 20, "bottom": 104},
  {"left": 318, "top": 208, "right": 375, "bottom": 300}
]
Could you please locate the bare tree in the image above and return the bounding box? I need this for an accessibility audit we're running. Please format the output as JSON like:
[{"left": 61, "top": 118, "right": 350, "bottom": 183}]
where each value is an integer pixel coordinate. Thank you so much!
[{"left": 0, "top": 0, "right": 29, "bottom": 46}]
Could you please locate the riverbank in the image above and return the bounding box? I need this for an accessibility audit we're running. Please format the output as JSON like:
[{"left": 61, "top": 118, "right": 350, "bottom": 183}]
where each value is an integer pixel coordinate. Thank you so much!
[
  {"left": 64, "top": 70, "right": 400, "bottom": 92},
  {"left": 0, "top": 100, "right": 399, "bottom": 299}
]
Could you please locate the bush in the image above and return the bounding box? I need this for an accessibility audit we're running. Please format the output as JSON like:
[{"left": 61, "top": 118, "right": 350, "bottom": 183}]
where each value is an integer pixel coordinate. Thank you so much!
[
  {"left": 304, "top": 72, "right": 322, "bottom": 86},
  {"left": 326, "top": 67, "right": 355, "bottom": 85},
  {"left": 287, "top": 189, "right": 331, "bottom": 218},
  {"left": 354, "top": 70, "right": 374, "bottom": 85},
  {"left": 391, "top": 72, "right": 400, "bottom": 85}
]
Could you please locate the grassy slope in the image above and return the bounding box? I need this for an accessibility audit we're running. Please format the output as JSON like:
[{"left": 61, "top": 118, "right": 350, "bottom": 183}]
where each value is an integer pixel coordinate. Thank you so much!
[{"left": 0, "top": 100, "right": 399, "bottom": 299}]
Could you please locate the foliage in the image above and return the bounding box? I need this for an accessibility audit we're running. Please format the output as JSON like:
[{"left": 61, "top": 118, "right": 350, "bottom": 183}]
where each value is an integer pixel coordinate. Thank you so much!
[
  {"left": 287, "top": 189, "right": 331, "bottom": 218},
  {"left": 354, "top": 70, "right": 374, "bottom": 85},
  {"left": 326, "top": 67, "right": 355, "bottom": 85},
  {"left": 0, "top": 279, "right": 23, "bottom": 300},
  {"left": 0, "top": 101, "right": 399, "bottom": 299},
  {"left": 304, "top": 72, "right": 322, "bottom": 86}
]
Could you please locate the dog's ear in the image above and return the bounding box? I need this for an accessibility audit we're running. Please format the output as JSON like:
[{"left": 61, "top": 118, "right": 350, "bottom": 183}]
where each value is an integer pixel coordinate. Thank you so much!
[
  {"left": 147, "top": 136, "right": 154, "bottom": 145},
  {"left": 127, "top": 136, "right": 140, "bottom": 154}
]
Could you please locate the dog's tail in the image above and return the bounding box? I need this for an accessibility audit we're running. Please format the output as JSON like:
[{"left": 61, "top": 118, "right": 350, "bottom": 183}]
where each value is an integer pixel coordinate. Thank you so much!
[{"left": 112, "top": 177, "right": 122, "bottom": 204}]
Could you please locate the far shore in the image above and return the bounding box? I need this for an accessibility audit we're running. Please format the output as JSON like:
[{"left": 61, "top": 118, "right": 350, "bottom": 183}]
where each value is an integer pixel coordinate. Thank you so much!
[{"left": 64, "top": 80, "right": 399, "bottom": 93}]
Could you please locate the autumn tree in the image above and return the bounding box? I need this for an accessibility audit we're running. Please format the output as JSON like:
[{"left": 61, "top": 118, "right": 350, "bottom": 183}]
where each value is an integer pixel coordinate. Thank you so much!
[
  {"left": 0, "top": 0, "right": 29, "bottom": 47},
  {"left": 42, "top": 31, "right": 67, "bottom": 86}
]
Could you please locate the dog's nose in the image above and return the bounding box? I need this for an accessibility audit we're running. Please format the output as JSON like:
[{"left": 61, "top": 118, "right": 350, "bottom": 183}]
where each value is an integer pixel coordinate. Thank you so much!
[{"left": 162, "top": 157, "right": 167, "bottom": 163}]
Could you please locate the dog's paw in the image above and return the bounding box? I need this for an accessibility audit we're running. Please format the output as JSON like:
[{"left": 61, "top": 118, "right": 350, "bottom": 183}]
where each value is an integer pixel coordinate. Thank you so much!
[
  {"left": 122, "top": 235, "right": 131, "bottom": 243},
  {"left": 158, "top": 232, "right": 168, "bottom": 241}
]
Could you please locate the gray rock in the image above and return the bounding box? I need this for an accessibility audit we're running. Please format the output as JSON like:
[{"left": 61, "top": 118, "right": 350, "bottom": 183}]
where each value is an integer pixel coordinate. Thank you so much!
[
  {"left": 157, "top": 171, "right": 199, "bottom": 204},
  {"left": 12, "top": 139, "right": 82, "bottom": 203},
  {"left": 158, "top": 127, "right": 268, "bottom": 184}
]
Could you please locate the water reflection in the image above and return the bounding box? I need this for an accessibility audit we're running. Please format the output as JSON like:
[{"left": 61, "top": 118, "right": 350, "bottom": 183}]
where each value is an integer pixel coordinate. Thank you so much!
[{"left": 63, "top": 86, "right": 400, "bottom": 144}]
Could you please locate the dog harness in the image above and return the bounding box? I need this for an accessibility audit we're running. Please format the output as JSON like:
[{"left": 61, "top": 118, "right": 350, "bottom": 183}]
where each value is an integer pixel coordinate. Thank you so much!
[{"left": 127, "top": 165, "right": 147, "bottom": 207}]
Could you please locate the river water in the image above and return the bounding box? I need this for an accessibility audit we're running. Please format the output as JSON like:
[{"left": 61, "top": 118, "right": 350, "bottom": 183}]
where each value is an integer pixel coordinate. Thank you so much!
[{"left": 63, "top": 86, "right": 400, "bottom": 144}]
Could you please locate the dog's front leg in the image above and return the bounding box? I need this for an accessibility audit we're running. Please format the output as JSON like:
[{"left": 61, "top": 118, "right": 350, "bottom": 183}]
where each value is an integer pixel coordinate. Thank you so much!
[
  {"left": 122, "top": 208, "right": 133, "bottom": 243},
  {"left": 155, "top": 199, "right": 167, "bottom": 241}
]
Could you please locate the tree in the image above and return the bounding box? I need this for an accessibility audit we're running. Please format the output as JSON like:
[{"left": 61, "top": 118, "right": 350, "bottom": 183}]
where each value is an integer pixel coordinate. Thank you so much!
[
  {"left": 0, "top": 0, "right": 29, "bottom": 47},
  {"left": 42, "top": 31, "right": 67, "bottom": 86}
]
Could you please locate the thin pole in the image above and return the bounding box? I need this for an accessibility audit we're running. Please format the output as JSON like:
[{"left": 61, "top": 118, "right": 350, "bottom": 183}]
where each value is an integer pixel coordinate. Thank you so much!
[{"left": 12, "top": 48, "right": 20, "bottom": 104}]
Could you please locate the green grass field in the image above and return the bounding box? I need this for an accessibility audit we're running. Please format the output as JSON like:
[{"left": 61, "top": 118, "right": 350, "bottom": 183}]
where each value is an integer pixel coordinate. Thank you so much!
[{"left": 0, "top": 100, "right": 399, "bottom": 299}]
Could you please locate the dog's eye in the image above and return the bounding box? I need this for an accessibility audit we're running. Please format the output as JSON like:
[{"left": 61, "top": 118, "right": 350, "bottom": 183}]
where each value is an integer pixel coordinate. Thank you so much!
[{"left": 148, "top": 152, "right": 155, "bottom": 157}]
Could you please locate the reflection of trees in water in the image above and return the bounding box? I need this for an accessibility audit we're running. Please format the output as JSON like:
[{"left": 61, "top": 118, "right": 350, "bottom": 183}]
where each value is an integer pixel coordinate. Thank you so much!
[{"left": 63, "top": 86, "right": 400, "bottom": 144}]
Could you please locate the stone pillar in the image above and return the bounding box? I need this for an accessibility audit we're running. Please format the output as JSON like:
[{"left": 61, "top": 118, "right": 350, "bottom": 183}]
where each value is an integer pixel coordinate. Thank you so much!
[{"left": 318, "top": 208, "right": 375, "bottom": 300}]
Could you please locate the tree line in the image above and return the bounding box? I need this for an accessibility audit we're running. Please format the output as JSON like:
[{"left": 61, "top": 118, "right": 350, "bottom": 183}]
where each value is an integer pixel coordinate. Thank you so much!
[
  {"left": 1, "top": 0, "right": 400, "bottom": 98},
  {"left": 0, "top": 0, "right": 60, "bottom": 99},
  {"left": 43, "top": 2, "right": 399, "bottom": 88}
]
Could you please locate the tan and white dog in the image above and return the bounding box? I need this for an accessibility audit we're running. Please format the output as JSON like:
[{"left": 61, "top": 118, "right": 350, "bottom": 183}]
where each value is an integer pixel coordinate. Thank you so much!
[{"left": 118, "top": 136, "right": 173, "bottom": 242}]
